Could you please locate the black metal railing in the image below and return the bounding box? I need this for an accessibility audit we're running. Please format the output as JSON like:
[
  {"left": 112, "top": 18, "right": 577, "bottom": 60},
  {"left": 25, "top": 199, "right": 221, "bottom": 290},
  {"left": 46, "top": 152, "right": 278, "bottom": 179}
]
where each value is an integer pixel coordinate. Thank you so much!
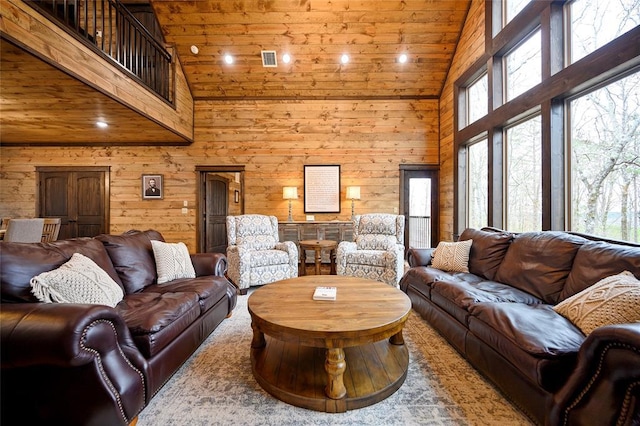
[
  {"left": 409, "top": 215, "right": 431, "bottom": 248},
  {"left": 26, "top": 0, "right": 172, "bottom": 102}
]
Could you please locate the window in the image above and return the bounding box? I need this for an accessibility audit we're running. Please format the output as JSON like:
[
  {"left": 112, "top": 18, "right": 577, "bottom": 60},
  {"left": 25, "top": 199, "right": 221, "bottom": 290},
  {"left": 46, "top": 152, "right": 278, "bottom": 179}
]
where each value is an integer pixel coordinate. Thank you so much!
[
  {"left": 568, "top": 0, "right": 639, "bottom": 64},
  {"left": 505, "top": 115, "right": 542, "bottom": 232},
  {"left": 505, "top": 30, "right": 541, "bottom": 101},
  {"left": 467, "top": 74, "right": 488, "bottom": 125},
  {"left": 569, "top": 71, "right": 640, "bottom": 242},
  {"left": 467, "top": 140, "right": 488, "bottom": 229},
  {"left": 504, "top": 0, "right": 531, "bottom": 26},
  {"left": 455, "top": 1, "right": 639, "bottom": 242}
]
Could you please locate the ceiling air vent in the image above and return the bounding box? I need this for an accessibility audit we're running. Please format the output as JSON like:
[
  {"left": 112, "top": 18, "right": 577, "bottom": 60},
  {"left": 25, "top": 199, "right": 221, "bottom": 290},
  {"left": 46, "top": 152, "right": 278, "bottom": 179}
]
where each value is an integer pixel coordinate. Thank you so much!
[{"left": 261, "top": 51, "right": 277, "bottom": 67}]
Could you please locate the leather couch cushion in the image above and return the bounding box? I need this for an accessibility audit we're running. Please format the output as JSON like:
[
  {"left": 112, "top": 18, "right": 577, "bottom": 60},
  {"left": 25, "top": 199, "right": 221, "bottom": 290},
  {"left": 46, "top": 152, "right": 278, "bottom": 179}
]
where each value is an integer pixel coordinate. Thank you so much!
[
  {"left": 460, "top": 228, "right": 513, "bottom": 281},
  {"left": 431, "top": 275, "right": 544, "bottom": 325},
  {"left": 0, "top": 238, "right": 122, "bottom": 303},
  {"left": 116, "top": 291, "right": 200, "bottom": 358},
  {"left": 96, "top": 230, "right": 163, "bottom": 294},
  {"left": 495, "top": 232, "right": 587, "bottom": 304},
  {"left": 145, "top": 275, "right": 230, "bottom": 314},
  {"left": 468, "top": 302, "right": 585, "bottom": 391},
  {"left": 561, "top": 241, "right": 640, "bottom": 300}
]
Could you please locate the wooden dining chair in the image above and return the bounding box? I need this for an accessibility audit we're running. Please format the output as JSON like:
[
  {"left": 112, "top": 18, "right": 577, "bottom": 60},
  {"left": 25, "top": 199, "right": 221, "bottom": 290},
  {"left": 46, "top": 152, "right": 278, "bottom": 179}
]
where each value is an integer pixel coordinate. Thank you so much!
[
  {"left": 3, "top": 218, "right": 45, "bottom": 243},
  {"left": 41, "top": 218, "right": 62, "bottom": 242}
]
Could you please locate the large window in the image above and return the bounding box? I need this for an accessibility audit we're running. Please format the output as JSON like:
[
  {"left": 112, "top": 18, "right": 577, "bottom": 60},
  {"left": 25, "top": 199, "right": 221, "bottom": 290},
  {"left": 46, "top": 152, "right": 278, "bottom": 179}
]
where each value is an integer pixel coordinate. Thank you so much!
[
  {"left": 505, "top": 30, "right": 541, "bottom": 102},
  {"left": 570, "top": 71, "right": 640, "bottom": 241},
  {"left": 455, "top": 0, "right": 639, "bottom": 242},
  {"left": 505, "top": 116, "right": 542, "bottom": 231},
  {"left": 467, "top": 140, "right": 488, "bottom": 229},
  {"left": 568, "top": 0, "right": 639, "bottom": 64}
]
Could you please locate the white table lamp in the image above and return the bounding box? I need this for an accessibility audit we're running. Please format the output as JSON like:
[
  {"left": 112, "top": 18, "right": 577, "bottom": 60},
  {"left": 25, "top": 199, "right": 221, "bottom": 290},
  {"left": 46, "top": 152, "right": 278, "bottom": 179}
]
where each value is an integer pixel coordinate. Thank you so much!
[
  {"left": 346, "top": 186, "right": 361, "bottom": 220},
  {"left": 283, "top": 187, "right": 298, "bottom": 222}
]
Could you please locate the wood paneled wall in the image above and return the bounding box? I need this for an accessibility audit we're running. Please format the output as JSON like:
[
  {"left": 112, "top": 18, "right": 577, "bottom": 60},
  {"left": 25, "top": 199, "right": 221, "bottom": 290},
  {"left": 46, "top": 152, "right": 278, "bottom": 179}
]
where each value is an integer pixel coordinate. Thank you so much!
[
  {"left": 0, "top": 99, "right": 438, "bottom": 251},
  {"left": 438, "top": 0, "right": 485, "bottom": 241}
]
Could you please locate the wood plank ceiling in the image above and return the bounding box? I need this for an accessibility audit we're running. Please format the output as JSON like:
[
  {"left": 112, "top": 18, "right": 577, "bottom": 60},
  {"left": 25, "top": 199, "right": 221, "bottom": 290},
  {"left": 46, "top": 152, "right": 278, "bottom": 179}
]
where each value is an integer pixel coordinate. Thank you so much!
[
  {"left": 0, "top": 0, "right": 471, "bottom": 145},
  {"left": 152, "top": 0, "right": 471, "bottom": 99},
  {"left": 0, "top": 39, "right": 190, "bottom": 145}
]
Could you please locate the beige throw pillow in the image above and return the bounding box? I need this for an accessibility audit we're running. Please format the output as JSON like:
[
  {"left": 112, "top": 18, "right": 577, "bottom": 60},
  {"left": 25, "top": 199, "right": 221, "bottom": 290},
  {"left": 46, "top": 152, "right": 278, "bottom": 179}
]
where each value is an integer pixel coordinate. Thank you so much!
[
  {"left": 431, "top": 239, "right": 473, "bottom": 273},
  {"left": 151, "top": 240, "right": 196, "bottom": 284},
  {"left": 553, "top": 271, "right": 640, "bottom": 335},
  {"left": 30, "top": 253, "right": 124, "bottom": 308}
]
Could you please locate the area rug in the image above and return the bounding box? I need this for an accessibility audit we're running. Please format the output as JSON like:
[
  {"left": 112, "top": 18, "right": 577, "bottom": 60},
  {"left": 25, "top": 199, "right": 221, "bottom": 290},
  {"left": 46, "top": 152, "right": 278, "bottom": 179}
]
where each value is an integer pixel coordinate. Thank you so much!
[{"left": 138, "top": 291, "right": 533, "bottom": 426}]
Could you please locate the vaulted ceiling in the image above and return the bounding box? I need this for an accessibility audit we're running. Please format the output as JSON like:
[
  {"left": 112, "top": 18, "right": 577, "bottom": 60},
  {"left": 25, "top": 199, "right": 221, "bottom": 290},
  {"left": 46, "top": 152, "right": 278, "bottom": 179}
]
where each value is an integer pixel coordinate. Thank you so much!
[
  {"left": 152, "top": 0, "right": 471, "bottom": 99},
  {"left": 0, "top": 0, "right": 471, "bottom": 145}
]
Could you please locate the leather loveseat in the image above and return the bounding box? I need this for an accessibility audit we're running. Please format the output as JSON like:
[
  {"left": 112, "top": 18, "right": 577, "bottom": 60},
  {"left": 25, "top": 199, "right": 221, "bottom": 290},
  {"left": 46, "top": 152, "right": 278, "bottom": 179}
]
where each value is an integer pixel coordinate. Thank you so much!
[
  {"left": 400, "top": 227, "right": 640, "bottom": 425},
  {"left": 1, "top": 229, "right": 238, "bottom": 425}
]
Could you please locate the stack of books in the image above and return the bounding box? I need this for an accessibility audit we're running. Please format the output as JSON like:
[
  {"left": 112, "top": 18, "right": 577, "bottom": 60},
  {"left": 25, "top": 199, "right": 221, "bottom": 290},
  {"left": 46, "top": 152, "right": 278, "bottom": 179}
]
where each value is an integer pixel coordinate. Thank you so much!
[{"left": 313, "top": 286, "right": 337, "bottom": 301}]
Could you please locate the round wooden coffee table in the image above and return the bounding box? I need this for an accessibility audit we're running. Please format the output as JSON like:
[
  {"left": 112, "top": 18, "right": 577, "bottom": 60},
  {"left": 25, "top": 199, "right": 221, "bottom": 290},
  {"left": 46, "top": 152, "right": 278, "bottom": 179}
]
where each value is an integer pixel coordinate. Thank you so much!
[{"left": 248, "top": 275, "right": 411, "bottom": 413}]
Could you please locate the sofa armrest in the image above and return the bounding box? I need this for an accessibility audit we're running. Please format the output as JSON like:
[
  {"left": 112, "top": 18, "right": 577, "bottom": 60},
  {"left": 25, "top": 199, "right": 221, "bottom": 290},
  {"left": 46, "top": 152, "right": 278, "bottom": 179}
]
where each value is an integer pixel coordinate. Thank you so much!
[
  {"left": 191, "top": 252, "right": 228, "bottom": 277},
  {"left": 548, "top": 323, "right": 640, "bottom": 426},
  {"left": 406, "top": 248, "right": 435, "bottom": 267},
  {"left": 1, "top": 303, "right": 147, "bottom": 425}
]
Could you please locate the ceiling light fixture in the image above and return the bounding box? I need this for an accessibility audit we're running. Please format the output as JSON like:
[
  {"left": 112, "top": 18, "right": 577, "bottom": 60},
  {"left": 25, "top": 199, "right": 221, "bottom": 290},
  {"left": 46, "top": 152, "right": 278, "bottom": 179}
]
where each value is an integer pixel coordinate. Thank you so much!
[
  {"left": 282, "top": 53, "right": 291, "bottom": 64},
  {"left": 398, "top": 54, "right": 408, "bottom": 63},
  {"left": 340, "top": 54, "right": 349, "bottom": 64},
  {"left": 96, "top": 121, "right": 108, "bottom": 128},
  {"left": 190, "top": 45, "right": 199, "bottom": 55},
  {"left": 224, "top": 54, "right": 234, "bottom": 64}
]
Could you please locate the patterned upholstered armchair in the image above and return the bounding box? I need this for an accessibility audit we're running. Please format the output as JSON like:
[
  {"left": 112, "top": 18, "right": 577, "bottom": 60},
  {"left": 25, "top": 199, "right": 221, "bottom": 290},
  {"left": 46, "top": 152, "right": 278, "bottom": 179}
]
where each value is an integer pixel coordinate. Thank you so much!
[
  {"left": 226, "top": 214, "right": 298, "bottom": 294},
  {"left": 336, "top": 214, "right": 405, "bottom": 286}
]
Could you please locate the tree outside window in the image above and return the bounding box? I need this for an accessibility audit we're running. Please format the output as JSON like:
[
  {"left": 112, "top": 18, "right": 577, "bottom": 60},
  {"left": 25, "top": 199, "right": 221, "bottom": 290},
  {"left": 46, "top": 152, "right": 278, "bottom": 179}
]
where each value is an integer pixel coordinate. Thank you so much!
[
  {"left": 570, "top": 71, "right": 640, "bottom": 242},
  {"left": 506, "top": 116, "right": 542, "bottom": 232}
]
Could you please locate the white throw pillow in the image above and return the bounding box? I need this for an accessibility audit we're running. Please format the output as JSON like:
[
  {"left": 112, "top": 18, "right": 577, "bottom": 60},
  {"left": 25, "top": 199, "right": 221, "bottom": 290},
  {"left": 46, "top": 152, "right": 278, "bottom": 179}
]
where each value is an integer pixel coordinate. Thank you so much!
[
  {"left": 151, "top": 240, "right": 196, "bottom": 284},
  {"left": 30, "top": 253, "right": 124, "bottom": 308},
  {"left": 553, "top": 271, "right": 640, "bottom": 335},
  {"left": 431, "top": 239, "right": 473, "bottom": 273}
]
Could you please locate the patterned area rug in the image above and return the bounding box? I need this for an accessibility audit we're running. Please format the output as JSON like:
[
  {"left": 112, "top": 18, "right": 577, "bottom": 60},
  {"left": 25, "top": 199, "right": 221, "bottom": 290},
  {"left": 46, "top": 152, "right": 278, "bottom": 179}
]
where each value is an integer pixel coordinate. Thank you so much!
[{"left": 138, "top": 290, "right": 533, "bottom": 426}]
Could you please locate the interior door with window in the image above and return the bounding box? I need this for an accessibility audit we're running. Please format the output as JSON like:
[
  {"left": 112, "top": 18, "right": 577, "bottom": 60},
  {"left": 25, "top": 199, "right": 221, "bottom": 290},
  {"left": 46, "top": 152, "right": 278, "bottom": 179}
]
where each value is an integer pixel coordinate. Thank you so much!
[{"left": 401, "top": 166, "right": 439, "bottom": 249}]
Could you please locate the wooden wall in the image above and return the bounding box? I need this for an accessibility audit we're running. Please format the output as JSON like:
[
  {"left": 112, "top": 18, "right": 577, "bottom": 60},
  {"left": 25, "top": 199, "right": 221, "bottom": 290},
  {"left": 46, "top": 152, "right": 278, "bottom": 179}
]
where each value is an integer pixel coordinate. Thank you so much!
[
  {"left": 438, "top": 0, "right": 485, "bottom": 241},
  {"left": 0, "top": 99, "right": 438, "bottom": 251}
]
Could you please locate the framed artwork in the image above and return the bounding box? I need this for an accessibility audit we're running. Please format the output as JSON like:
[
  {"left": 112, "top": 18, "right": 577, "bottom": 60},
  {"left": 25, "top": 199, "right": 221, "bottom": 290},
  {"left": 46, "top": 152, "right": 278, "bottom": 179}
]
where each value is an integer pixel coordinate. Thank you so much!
[
  {"left": 142, "top": 174, "right": 163, "bottom": 199},
  {"left": 234, "top": 190, "right": 240, "bottom": 203},
  {"left": 304, "top": 165, "right": 341, "bottom": 213}
]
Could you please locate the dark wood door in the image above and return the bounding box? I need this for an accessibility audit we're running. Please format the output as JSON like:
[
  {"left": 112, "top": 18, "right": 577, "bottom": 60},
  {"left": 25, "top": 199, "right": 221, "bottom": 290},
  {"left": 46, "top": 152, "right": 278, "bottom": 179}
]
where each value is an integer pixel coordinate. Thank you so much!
[
  {"left": 37, "top": 167, "right": 109, "bottom": 239},
  {"left": 205, "top": 174, "right": 229, "bottom": 253}
]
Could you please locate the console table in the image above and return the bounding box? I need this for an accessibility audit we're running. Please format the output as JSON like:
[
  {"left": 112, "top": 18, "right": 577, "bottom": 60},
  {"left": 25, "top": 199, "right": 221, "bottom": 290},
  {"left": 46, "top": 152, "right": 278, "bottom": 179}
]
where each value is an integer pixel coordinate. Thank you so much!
[{"left": 278, "top": 221, "right": 354, "bottom": 264}]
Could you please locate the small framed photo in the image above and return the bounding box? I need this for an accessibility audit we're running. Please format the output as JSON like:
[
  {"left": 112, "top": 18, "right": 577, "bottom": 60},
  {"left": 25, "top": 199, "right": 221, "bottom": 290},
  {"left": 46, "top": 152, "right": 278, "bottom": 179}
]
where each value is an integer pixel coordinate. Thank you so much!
[{"left": 142, "top": 174, "right": 163, "bottom": 199}]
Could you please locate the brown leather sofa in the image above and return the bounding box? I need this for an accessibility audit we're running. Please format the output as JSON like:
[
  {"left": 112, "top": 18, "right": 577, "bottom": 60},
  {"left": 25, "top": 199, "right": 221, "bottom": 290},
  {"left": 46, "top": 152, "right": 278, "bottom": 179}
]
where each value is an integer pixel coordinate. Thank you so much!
[
  {"left": 400, "top": 227, "right": 640, "bottom": 425},
  {"left": 1, "top": 229, "right": 238, "bottom": 425}
]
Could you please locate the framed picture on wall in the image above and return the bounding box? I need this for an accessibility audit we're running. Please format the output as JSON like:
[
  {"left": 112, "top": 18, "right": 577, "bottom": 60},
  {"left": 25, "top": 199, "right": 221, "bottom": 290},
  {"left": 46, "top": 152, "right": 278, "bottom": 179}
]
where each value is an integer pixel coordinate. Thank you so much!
[
  {"left": 304, "top": 165, "right": 341, "bottom": 213},
  {"left": 142, "top": 174, "right": 163, "bottom": 199}
]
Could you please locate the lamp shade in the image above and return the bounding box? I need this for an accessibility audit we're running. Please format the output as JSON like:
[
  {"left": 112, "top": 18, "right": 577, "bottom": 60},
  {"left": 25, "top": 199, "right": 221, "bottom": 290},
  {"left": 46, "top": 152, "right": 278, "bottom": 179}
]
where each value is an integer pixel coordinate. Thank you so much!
[
  {"left": 346, "top": 186, "right": 361, "bottom": 200},
  {"left": 283, "top": 187, "right": 298, "bottom": 200}
]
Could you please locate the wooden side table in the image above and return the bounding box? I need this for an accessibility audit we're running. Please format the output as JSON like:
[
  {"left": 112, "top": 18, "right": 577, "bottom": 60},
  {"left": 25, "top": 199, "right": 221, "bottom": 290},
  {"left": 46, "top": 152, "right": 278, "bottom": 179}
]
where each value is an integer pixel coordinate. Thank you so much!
[{"left": 299, "top": 240, "right": 338, "bottom": 275}]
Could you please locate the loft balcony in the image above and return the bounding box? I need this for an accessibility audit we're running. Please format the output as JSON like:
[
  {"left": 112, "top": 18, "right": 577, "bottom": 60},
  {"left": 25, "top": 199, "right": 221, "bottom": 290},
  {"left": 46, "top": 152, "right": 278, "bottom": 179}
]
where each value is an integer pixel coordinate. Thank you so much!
[{"left": 25, "top": 0, "right": 172, "bottom": 103}]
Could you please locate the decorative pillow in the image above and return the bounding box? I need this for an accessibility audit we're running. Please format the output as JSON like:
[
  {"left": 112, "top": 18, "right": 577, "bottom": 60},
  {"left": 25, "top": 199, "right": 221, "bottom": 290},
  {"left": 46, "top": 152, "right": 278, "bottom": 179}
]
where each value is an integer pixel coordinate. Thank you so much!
[
  {"left": 30, "top": 253, "right": 124, "bottom": 308},
  {"left": 553, "top": 271, "right": 640, "bottom": 335},
  {"left": 151, "top": 240, "right": 196, "bottom": 284},
  {"left": 431, "top": 240, "right": 473, "bottom": 273}
]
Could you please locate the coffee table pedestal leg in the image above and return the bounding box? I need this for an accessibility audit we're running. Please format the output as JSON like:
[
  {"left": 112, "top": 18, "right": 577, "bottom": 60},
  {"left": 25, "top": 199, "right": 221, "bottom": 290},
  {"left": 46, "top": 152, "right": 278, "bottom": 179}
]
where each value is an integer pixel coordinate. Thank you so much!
[
  {"left": 389, "top": 330, "right": 404, "bottom": 345},
  {"left": 251, "top": 322, "right": 266, "bottom": 348},
  {"left": 325, "top": 348, "right": 346, "bottom": 399}
]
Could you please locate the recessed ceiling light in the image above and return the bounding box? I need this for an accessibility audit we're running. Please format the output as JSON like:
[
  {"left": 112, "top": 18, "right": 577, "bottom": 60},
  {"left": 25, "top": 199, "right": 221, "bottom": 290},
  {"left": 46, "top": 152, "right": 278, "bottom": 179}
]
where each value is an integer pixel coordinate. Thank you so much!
[
  {"left": 190, "top": 45, "right": 199, "bottom": 55},
  {"left": 398, "top": 54, "right": 408, "bottom": 63},
  {"left": 282, "top": 53, "right": 291, "bottom": 64},
  {"left": 340, "top": 54, "right": 349, "bottom": 64},
  {"left": 96, "top": 121, "right": 108, "bottom": 128},
  {"left": 224, "top": 54, "right": 234, "bottom": 64}
]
